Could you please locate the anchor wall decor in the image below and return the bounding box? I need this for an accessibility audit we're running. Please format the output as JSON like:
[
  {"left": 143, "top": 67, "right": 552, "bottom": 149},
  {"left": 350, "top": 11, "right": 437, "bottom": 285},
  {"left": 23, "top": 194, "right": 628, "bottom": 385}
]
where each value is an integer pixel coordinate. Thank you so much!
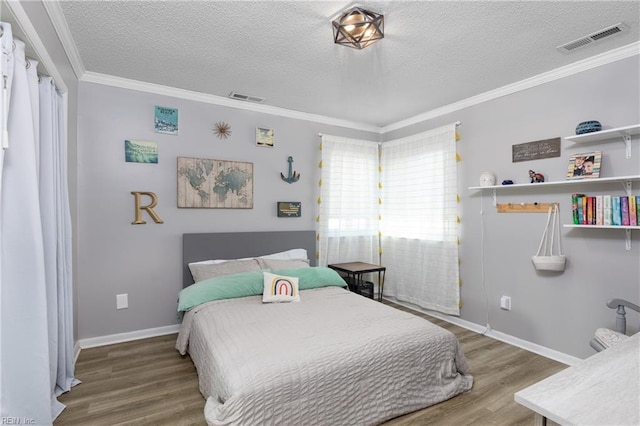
[{"left": 280, "top": 156, "right": 300, "bottom": 184}]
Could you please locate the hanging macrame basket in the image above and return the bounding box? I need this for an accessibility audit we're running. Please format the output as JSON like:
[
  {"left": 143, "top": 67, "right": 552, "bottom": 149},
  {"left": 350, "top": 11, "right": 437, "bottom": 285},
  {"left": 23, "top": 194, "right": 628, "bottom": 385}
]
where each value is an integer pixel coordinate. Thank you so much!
[{"left": 532, "top": 204, "right": 566, "bottom": 272}]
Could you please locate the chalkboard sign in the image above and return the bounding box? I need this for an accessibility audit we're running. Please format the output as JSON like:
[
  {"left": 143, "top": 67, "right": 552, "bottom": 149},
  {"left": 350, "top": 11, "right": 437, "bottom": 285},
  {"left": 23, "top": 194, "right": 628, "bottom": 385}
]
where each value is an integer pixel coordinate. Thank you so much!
[{"left": 512, "top": 137, "right": 561, "bottom": 163}]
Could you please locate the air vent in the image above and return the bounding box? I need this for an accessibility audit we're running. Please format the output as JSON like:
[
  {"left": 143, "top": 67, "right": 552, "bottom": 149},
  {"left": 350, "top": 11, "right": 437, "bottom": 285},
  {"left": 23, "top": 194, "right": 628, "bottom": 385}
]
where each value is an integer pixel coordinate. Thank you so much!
[
  {"left": 557, "top": 23, "right": 628, "bottom": 52},
  {"left": 228, "top": 92, "right": 266, "bottom": 104}
]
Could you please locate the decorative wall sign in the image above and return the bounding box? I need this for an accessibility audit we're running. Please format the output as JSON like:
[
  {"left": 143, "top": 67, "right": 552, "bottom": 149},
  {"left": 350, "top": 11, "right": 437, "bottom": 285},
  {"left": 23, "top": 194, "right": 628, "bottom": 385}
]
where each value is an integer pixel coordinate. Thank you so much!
[
  {"left": 125, "top": 140, "right": 158, "bottom": 163},
  {"left": 131, "top": 191, "right": 164, "bottom": 224},
  {"left": 280, "top": 156, "right": 300, "bottom": 183},
  {"left": 213, "top": 121, "right": 232, "bottom": 139},
  {"left": 154, "top": 106, "right": 178, "bottom": 135},
  {"left": 177, "top": 157, "right": 253, "bottom": 208},
  {"left": 256, "top": 127, "right": 274, "bottom": 147},
  {"left": 277, "top": 201, "right": 301, "bottom": 217},
  {"left": 512, "top": 137, "right": 561, "bottom": 162}
]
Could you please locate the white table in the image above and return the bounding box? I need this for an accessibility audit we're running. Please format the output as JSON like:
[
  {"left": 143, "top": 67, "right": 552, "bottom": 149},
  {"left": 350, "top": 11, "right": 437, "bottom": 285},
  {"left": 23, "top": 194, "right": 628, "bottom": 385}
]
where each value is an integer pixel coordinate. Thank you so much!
[{"left": 514, "top": 333, "right": 640, "bottom": 426}]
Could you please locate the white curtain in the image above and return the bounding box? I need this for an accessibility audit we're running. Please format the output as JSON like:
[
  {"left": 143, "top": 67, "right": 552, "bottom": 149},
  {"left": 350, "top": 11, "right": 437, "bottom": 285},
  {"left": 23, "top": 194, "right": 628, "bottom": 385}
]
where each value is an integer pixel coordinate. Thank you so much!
[
  {"left": 1, "top": 23, "right": 77, "bottom": 424},
  {"left": 318, "top": 135, "right": 380, "bottom": 266},
  {"left": 381, "top": 124, "right": 460, "bottom": 315},
  {"left": 318, "top": 124, "right": 459, "bottom": 315}
]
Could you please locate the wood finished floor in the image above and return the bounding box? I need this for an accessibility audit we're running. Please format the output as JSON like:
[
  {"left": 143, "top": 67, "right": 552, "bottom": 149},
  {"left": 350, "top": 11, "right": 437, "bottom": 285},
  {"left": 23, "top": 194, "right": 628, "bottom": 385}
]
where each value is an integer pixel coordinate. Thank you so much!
[{"left": 55, "top": 303, "right": 567, "bottom": 425}]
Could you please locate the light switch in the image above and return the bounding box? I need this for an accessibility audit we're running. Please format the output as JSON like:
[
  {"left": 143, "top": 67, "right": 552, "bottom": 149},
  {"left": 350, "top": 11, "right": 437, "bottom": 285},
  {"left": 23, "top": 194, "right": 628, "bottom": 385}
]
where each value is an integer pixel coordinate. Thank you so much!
[{"left": 500, "top": 295, "right": 511, "bottom": 311}]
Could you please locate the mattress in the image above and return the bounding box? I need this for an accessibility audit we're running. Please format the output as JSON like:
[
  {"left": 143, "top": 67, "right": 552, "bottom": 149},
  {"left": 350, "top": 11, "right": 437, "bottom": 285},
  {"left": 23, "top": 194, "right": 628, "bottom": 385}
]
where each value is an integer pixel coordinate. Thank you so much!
[{"left": 176, "top": 286, "right": 473, "bottom": 425}]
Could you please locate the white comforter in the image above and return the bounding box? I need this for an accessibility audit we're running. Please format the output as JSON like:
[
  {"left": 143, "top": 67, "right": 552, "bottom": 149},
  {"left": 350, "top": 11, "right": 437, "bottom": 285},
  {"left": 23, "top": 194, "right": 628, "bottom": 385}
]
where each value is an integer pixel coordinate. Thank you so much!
[{"left": 176, "top": 286, "right": 473, "bottom": 426}]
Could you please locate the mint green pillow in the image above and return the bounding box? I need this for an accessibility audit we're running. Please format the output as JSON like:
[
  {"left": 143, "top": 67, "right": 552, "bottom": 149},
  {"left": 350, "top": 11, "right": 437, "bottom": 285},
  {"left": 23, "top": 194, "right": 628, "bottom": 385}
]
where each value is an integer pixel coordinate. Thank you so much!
[
  {"left": 271, "top": 267, "right": 348, "bottom": 290},
  {"left": 178, "top": 270, "right": 264, "bottom": 311}
]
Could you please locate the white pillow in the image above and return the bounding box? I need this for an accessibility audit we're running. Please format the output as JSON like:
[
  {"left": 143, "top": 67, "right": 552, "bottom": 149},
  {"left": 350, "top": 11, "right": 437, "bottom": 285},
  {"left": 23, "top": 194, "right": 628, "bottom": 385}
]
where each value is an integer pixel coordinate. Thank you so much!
[
  {"left": 189, "top": 248, "right": 308, "bottom": 267},
  {"left": 262, "top": 272, "right": 300, "bottom": 303},
  {"left": 189, "top": 257, "right": 252, "bottom": 267},
  {"left": 259, "top": 248, "right": 308, "bottom": 260}
]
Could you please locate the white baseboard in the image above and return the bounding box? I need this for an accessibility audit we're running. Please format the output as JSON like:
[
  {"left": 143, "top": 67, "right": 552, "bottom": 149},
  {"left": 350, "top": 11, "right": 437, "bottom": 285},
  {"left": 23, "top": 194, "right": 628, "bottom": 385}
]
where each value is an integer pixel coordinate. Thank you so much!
[
  {"left": 78, "top": 324, "right": 181, "bottom": 349},
  {"left": 75, "top": 303, "right": 582, "bottom": 366},
  {"left": 387, "top": 298, "right": 582, "bottom": 367}
]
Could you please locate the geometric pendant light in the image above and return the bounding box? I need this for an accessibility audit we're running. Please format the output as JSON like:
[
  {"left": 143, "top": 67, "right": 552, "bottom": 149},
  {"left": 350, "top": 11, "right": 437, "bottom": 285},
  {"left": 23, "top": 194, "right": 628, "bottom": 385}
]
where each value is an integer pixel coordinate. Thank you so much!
[{"left": 332, "top": 6, "right": 384, "bottom": 49}]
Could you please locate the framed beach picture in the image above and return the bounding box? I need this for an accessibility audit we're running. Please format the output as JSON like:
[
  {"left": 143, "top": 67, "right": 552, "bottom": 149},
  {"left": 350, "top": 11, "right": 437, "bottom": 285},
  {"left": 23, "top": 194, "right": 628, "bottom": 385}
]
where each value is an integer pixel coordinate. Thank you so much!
[
  {"left": 125, "top": 140, "right": 158, "bottom": 164},
  {"left": 566, "top": 151, "right": 602, "bottom": 180},
  {"left": 155, "top": 106, "right": 178, "bottom": 135},
  {"left": 256, "top": 127, "right": 274, "bottom": 147}
]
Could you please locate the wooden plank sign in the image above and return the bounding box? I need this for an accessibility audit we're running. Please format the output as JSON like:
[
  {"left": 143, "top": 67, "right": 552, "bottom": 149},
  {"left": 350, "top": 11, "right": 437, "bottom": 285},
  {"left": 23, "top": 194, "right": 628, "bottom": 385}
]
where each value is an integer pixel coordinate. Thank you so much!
[{"left": 512, "top": 137, "right": 561, "bottom": 163}]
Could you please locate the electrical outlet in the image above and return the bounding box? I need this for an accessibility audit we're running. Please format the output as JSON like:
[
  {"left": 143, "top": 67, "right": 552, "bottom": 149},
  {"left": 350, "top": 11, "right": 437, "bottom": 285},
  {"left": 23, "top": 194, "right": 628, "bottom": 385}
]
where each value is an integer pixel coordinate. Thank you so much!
[
  {"left": 116, "top": 293, "right": 128, "bottom": 310},
  {"left": 500, "top": 296, "right": 511, "bottom": 311}
]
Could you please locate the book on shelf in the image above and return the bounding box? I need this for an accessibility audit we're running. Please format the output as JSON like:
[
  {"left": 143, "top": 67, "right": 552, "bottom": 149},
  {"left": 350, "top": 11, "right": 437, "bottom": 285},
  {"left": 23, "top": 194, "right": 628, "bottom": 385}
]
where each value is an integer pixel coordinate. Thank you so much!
[
  {"left": 577, "top": 195, "right": 585, "bottom": 224},
  {"left": 621, "top": 196, "right": 630, "bottom": 226},
  {"left": 612, "top": 196, "right": 622, "bottom": 226},
  {"left": 631, "top": 195, "right": 638, "bottom": 227},
  {"left": 587, "top": 197, "right": 594, "bottom": 225},
  {"left": 572, "top": 193, "right": 584, "bottom": 225},
  {"left": 603, "top": 195, "right": 612, "bottom": 226},
  {"left": 595, "top": 195, "right": 603, "bottom": 226}
]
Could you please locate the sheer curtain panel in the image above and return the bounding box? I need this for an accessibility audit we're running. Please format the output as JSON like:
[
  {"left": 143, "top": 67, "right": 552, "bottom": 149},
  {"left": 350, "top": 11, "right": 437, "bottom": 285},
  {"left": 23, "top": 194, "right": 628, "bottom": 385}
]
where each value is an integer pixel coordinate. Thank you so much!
[
  {"left": 317, "top": 125, "right": 460, "bottom": 314},
  {"left": 1, "top": 23, "right": 77, "bottom": 424},
  {"left": 380, "top": 124, "right": 460, "bottom": 315},
  {"left": 317, "top": 135, "right": 380, "bottom": 266}
]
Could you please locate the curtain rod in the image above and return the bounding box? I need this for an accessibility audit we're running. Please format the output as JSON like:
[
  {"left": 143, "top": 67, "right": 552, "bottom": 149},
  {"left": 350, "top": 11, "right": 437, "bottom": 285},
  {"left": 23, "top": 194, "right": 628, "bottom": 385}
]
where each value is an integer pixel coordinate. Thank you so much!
[{"left": 317, "top": 121, "right": 461, "bottom": 137}]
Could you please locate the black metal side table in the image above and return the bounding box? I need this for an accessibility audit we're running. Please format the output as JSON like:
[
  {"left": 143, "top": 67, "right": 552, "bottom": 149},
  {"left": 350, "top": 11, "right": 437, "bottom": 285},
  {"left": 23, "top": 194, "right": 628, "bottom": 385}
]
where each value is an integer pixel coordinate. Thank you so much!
[{"left": 328, "top": 261, "right": 386, "bottom": 301}]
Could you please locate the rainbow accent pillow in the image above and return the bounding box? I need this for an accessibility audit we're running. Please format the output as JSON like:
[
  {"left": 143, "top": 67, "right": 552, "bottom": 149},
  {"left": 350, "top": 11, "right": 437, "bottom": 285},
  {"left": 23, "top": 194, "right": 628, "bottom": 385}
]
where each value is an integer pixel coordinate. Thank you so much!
[{"left": 262, "top": 272, "right": 300, "bottom": 303}]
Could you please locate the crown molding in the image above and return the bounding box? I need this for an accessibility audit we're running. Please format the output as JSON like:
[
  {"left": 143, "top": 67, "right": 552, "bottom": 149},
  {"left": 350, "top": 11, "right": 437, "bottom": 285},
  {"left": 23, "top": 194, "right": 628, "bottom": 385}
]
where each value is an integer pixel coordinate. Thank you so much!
[
  {"left": 382, "top": 41, "right": 640, "bottom": 134},
  {"left": 42, "top": 0, "right": 86, "bottom": 80},
  {"left": 3, "top": 0, "right": 68, "bottom": 93},
  {"left": 44, "top": 0, "right": 638, "bottom": 137},
  {"left": 81, "top": 71, "right": 381, "bottom": 134}
]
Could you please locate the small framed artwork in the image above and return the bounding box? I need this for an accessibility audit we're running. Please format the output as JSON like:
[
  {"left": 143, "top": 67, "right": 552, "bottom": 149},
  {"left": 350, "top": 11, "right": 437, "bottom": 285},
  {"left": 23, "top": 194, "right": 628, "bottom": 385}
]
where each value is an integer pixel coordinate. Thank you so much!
[
  {"left": 566, "top": 151, "right": 602, "bottom": 180},
  {"left": 154, "top": 106, "right": 178, "bottom": 135},
  {"left": 256, "top": 127, "right": 274, "bottom": 147},
  {"left": 277, "top": 201, "right": 301, "bottom": 217},
  {"left": 125, "top": 140, "right": 158, "bottom": 164}
]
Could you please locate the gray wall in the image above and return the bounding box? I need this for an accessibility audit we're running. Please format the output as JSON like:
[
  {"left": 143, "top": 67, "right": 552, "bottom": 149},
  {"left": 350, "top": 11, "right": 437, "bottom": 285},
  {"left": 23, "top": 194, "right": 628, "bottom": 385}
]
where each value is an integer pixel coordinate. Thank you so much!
[
  {"left": 385, "top": 56, "right": 640, "bottom": 359},
  {"left": 76, "top": 82, "right": 378, "bottom": 339},
  {"left": 76, "top": 54, "right": 638, "bottom": 359}
]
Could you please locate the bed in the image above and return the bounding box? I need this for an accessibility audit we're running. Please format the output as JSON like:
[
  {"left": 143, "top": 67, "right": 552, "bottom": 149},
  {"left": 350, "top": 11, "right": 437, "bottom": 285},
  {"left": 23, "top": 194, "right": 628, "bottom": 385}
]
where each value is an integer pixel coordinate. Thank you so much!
[{"left": 176, "top": 231, "right": 473, "bottom": 425}]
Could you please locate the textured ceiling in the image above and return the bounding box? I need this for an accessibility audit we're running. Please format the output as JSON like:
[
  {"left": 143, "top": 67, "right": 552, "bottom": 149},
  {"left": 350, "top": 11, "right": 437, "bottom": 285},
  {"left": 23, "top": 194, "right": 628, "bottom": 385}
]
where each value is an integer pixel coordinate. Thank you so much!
[{"left": 56, "top": 1, "right": 640, "bottom": 128}]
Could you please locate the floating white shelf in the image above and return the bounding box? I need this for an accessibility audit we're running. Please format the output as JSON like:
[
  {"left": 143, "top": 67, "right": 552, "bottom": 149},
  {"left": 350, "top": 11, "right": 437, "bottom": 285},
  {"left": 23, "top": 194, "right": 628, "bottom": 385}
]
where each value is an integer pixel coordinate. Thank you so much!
[
  {"left": 564, "top": 124, "right": 640, "bottom": 159},
  {"left": 468, "top": 175, "right": 640, "bottom": 191},
  {"left": 563, "top": 224, "right": 639, "bottom": 251},
  {"left": 563, "top": 224, "right": 640, "bottom": 230}
]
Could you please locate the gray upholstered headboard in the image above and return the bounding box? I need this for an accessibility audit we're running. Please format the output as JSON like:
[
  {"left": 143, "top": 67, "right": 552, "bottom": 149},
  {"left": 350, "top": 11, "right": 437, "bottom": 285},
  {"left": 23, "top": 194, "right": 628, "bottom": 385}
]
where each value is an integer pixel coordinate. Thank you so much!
[{"left": 183, "top": 231, "right": 317, "bottom": 287}]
